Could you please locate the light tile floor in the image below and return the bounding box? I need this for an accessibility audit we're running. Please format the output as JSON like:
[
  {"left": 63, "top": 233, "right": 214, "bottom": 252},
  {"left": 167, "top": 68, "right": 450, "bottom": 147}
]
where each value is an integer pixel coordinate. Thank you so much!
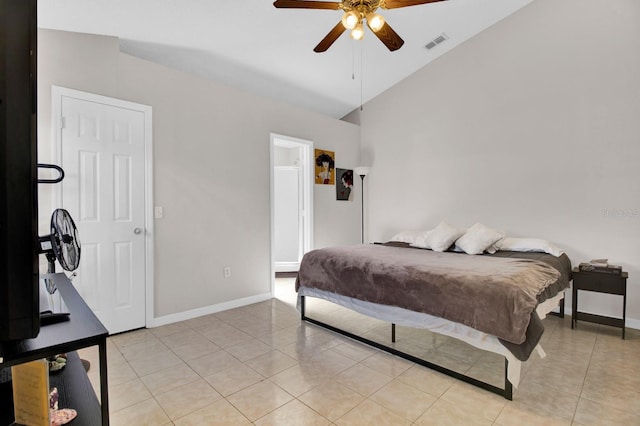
[{"left": 78, "top": 278, "right": 640, "bottom": 425}]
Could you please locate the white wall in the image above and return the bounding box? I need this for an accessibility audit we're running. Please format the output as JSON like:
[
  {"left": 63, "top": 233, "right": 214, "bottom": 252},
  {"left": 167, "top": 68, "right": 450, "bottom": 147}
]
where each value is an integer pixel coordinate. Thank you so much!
[
  {"left": 37, "top": 29, "right": 361, "bottom": 321},
  {"left": 358, "top": 0, "right": 640, "bottom": 325}
]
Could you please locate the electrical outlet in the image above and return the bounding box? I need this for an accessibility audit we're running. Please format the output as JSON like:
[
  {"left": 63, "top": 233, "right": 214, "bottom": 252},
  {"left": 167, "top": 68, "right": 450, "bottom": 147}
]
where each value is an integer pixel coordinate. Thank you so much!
[{"left": 223, "top": 266, "right": 231, "bottom": 278}]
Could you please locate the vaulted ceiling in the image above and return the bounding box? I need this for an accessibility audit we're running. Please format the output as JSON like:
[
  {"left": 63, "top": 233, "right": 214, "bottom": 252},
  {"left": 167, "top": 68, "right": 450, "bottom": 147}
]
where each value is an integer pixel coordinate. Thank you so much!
[{"left": 38, "top": 0, "right": 533, "bottom": 119}]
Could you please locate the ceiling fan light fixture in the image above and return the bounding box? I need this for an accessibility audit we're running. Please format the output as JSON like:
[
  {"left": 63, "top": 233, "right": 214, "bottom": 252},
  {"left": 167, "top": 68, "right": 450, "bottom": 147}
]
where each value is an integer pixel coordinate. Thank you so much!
[
  {"left": 341, "top": 10, "right": 359, "bottom": 30},
  {"left": 350, "top": 23, "right": 364, "bottom": 40},
  {"left": 272, "top": 0, "right": 441, "bottom": 52},
  {"left": 366, "top": 12, "right": 385, "bottom": 32}
]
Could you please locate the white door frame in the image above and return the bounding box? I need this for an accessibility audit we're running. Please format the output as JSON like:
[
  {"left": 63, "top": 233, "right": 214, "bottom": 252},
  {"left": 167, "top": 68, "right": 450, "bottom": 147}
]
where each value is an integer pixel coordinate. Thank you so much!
[
  {"left": 51, "top": 85, "right": 155, "bottom": 328},
  {"left": 269, "top": 133, "right": 313, "bottom": 293}
]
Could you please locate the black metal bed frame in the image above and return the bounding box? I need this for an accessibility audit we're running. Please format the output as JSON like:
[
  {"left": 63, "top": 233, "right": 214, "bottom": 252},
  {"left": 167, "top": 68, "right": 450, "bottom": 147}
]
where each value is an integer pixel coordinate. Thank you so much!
[
  {"left": 298, "top": 276, "right": 565, "bottom": 401},
  {"left": 300, "top": 295, "right": 515, "bottom": 400}
]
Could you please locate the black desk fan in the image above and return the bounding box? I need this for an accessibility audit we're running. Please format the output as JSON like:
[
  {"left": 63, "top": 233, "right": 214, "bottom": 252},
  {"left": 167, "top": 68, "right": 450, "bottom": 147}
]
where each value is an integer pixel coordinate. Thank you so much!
[
  {"left": 37, "top": 208, "right": 81, "bottom": 324},
  {"left": 37, "top": 164, "right": 81, "bottom": 277},
  {"left": 37, "top": 164, "right": 82, "bottom": 322},
  {"left": 38, "top": 208, "right": 81, "bottom": 275}
]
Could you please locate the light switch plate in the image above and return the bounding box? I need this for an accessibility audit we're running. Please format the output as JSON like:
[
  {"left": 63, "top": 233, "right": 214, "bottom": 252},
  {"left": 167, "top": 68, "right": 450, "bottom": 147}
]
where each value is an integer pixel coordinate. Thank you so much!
[{"left": 154, "top": 206, "right": 164, "bottom": 219}]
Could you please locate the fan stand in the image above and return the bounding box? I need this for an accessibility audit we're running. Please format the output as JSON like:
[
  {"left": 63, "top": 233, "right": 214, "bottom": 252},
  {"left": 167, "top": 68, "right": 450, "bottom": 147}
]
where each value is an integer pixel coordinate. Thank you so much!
[
  {"left": 45, "top": 252, "right": 57, "bottom": 274},
  {"left": 38, "top": 234, "right": 59, "bottom": 294},
  {"left": 43, "top": 251, "right": 58, "bottom": 296}
]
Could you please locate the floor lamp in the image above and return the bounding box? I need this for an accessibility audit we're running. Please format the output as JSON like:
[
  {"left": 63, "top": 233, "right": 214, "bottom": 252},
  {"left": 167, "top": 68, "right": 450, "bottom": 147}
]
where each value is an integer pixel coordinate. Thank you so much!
[{"left": 354, "top": 166, "right": 370, "bottom": 244}]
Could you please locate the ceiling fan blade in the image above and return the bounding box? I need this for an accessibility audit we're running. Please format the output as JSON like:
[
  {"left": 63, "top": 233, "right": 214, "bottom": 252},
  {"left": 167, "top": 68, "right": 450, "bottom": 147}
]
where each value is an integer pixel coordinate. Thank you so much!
[
  {"left": 314, "top": 22, "right": 347, "bottom": 52},
  {"left": 382, "top": 0, "right": 447, "bottom": 9},
  {"left": 273, "top": 0, "right": 342, "bottom": 9},
  {"left": 368, "top": 21, "right": 404, "bottom": 51}
]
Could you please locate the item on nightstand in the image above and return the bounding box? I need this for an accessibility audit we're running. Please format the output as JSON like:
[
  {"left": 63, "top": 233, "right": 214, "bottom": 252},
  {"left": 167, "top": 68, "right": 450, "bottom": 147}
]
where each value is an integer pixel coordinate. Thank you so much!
[
  {"left": 50, "top": 409, "right": 77, "bottom": 426},
  {"left": 49, "top": 387, "right": 78, "bottom": 426},
  {"left": 588, "top": 258, "right": 608, "bottom": 267},
  {"left": 12, "top": 359, "right": 50, "bottom": 426},
  {"left": 47, "top": 355, "right": 67, "bottom": 373},
  {"left": 578, "top": 260, "right": 622, "bottom": 275},
  {"left": 49, "top": 387, "right": 58, "bottom": 410}
]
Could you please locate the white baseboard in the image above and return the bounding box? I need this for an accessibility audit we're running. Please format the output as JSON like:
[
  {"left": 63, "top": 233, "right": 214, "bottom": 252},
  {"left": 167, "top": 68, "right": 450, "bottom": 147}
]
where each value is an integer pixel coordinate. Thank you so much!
[
  {"left": 146, "top": 295, "right": 640, "bottom": 332},
  {"left": 626, "top": 318, "right": 640, "bottom": 330},
  {"left": 275, "top": 262, "right": 299, "bottom": 273},
  {"left": 147, "top": 292, "right": 273, "bottom": 328}
]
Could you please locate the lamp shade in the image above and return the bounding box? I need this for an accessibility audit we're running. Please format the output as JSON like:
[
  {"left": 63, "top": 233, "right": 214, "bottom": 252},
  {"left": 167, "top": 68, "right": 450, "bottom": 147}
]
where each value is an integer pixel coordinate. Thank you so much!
[
  {"left": 350, "top": 23, "right": 364, "bottom": 40},
  {"left": 354, "top": 166, "right": 370, "bottom": 177},
  {"left": 366, "top": 13, "right": 385, "bottom": 32},
  {"left": 341, "top": 11, "right": 359, "bottom": 30}
]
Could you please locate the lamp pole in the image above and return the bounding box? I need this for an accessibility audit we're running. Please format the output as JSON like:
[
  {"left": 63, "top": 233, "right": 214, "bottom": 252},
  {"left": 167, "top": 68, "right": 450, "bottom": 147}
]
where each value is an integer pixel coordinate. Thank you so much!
[
  {"left": 359, "top": 174, "right": 366, "bottom": 244},
  {"left": 354, "top": 166, "right": 370, "bottom": 244}
]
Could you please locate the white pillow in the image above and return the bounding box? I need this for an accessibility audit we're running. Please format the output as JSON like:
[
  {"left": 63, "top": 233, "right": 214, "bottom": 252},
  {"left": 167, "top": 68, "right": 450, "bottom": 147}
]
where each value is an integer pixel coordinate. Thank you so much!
[
  {"left": 390, "top": 230, "right": 427, "bottom": 245},
  {"left": 410, "top": 230, "right": 432, "bottom": 249},
  {"left": 485, "top": 242, "right": 501, "bottom": 255},
  {"left": 454, "top": 223, "right": 504, "bottom": 255},
  {"left": 498, "top": 237, "right": 564, "bottom": 257},
  {"left": 425, "top": 221, "right": 465, "bottom": 252}
]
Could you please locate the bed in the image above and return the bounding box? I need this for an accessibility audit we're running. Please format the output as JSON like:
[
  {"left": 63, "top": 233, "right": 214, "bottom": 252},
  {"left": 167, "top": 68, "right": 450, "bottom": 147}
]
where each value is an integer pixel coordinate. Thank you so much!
[{"left": 295, "top": 240, "right": 572, "bottom": 400}]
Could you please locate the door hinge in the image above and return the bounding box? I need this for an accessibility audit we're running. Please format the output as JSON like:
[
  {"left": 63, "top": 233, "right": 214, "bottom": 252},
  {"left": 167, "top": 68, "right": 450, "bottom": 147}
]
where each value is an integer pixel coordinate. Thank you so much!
[{"left": 59, "top": 116, "right": 66, "bottom": 129}]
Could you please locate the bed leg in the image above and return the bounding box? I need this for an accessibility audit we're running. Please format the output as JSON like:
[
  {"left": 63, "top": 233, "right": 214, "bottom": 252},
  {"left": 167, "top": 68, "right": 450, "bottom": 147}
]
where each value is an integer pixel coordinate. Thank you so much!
[
  {"left": 504, "top": 359, "right": 513, "bottom": 400},
  {"left": 391, "top": 323, "right": 396, "bottom": 343},
  {"left": 300, "top": 295, "right": 306, "bottom": 320},
  {"left": 549, "top": 295, "right": 566, "bottom": 319}
]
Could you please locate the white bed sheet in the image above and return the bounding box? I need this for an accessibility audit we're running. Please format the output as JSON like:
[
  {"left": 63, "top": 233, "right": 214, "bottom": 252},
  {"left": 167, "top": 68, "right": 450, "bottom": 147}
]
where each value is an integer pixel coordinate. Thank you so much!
[{"left": 297, "top": 287, "right": 564, "bottom": 387}]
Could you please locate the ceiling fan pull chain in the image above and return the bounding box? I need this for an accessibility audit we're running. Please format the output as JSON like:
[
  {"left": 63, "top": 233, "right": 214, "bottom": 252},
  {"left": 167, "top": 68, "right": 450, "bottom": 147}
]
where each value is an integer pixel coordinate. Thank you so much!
[
  {"left": 352, "top": 42, "right": 356, "bottom": 80},
  {"left": 360, "top": 41, "right": 364, "bottom": 111}
]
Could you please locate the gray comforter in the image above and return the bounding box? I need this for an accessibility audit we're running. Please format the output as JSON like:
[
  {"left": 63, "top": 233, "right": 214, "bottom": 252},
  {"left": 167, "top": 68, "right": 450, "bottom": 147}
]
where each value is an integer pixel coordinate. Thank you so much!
[{"left": 296, "top": 243, "right": 571, "bottom": 359}]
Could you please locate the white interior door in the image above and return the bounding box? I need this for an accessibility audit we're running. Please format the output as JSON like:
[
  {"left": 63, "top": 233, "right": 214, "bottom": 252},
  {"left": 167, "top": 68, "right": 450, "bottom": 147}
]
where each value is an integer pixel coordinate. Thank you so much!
[{"left": 57, "top": 91, "right": 149, "bottom": 334}]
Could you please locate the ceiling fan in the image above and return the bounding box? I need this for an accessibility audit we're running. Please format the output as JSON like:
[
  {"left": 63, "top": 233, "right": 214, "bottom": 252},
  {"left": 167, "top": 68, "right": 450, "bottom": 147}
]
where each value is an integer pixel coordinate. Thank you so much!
[{"left": 273, "top": 0, "right": 447, "bottom": 53}]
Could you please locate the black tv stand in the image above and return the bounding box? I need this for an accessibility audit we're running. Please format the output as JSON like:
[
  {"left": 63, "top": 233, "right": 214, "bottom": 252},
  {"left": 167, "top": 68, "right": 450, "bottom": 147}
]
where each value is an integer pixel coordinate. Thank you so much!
[{"left": 0, "top": 273, "right": 109, "bottom": 425}]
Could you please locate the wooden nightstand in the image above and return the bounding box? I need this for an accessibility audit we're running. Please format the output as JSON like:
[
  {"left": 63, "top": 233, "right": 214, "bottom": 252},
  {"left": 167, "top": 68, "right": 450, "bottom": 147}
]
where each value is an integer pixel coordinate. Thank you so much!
[{"left": 571, "top": 267, "right": 628, "bottom": 339}]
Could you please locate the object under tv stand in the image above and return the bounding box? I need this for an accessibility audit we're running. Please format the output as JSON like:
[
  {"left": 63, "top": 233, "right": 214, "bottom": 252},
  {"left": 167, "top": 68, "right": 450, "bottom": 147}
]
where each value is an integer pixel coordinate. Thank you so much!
[{"left": 0, "top": 273, "right": 109, "bottom": 425}]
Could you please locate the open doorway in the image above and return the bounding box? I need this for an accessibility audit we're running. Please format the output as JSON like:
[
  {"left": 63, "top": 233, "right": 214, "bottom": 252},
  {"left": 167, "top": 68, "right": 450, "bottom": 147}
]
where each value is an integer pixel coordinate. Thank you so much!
[{"left": 270, "top": 134, "right": 313, "bottom": 292}]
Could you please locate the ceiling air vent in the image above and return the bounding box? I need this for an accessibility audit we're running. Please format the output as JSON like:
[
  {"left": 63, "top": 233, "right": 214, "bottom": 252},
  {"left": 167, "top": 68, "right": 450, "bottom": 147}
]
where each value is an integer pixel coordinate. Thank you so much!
[{"left": 425, "top": 33, "right": 448, "bottom": 50}]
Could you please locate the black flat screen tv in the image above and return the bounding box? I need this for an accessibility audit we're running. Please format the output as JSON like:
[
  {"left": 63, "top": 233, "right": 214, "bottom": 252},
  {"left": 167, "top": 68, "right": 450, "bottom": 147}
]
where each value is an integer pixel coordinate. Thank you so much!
[{"left": 0, "top": 0, "right": 39, "bottom": 342}]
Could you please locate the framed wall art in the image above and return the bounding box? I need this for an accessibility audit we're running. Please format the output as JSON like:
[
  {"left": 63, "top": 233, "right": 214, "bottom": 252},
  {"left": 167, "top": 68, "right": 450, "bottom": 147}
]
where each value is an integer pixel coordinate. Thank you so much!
[
  {"left": 314, "top": 149, "right": 335, "bottom": 185},
  {"left": 336, "top": 168, "right": 353, "bottom": 201}
]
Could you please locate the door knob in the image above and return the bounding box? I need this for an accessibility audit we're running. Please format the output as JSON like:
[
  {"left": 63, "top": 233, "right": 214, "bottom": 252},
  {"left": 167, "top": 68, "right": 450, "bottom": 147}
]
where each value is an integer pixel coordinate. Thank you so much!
[{"left": 133, "top": 228, "right": 143, "bottom": 235}]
